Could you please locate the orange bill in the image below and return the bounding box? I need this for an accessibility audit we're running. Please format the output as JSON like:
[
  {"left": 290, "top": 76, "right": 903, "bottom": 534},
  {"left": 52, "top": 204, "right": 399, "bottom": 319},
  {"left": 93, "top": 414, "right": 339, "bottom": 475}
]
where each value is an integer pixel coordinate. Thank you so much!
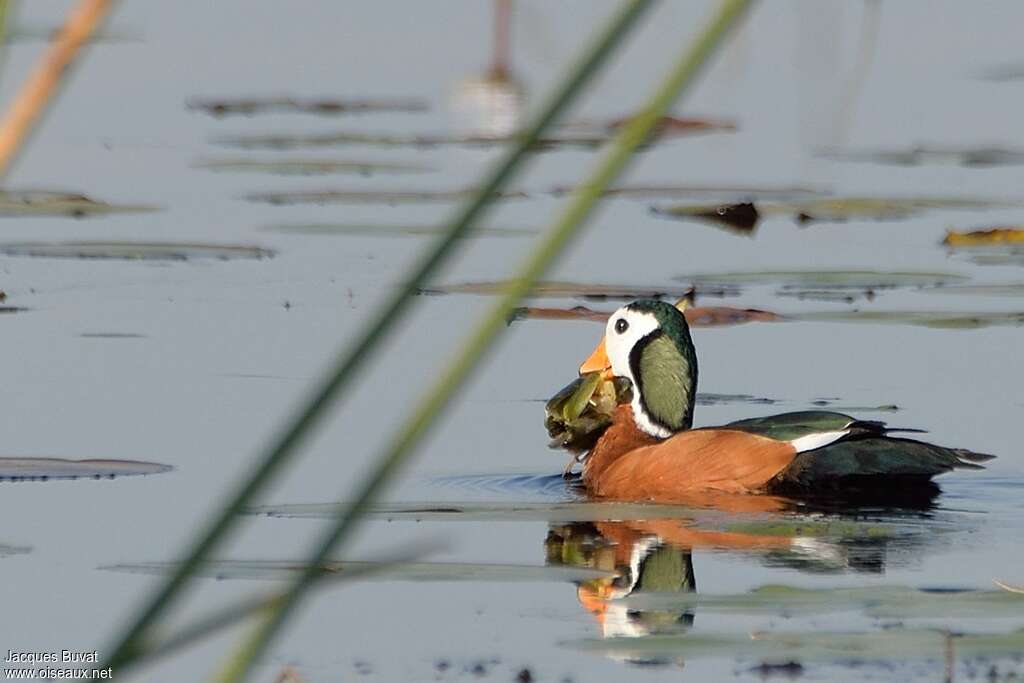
[{"left": 579, "top": 336, "right": 613, "bottom": 379}]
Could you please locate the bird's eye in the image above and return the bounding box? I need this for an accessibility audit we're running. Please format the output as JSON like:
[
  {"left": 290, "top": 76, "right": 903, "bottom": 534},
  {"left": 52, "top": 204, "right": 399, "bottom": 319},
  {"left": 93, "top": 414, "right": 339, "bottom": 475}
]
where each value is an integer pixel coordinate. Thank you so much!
[{"left": 615, "top": 318, "right": 629, "bottom": 334}]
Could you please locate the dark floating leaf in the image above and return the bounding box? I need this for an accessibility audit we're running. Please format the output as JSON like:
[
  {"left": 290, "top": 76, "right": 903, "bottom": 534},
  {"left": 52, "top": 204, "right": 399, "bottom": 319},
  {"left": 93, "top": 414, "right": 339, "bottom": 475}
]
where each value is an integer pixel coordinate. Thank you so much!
[
  {"left": 244, "top": 187, "right": 530, "bottom": 205},
  {"left": 0, "top": 241, "right": 274, "bottom": 261},
  {"left": 187, "top": 96, "right": 429, "bottom": 117},
  {"left": 1, "top": 306, "right": 28, "bottom": 314},
  {"left": 421, "top": 281, "right": 696, "bottom": 301},
  {"left": 193, "top": 158, "right": 433, "bottom": 176},
  {"left": 262, "top": 223, "right": 536, "bottom": 238},
  {"left": 102, "top": 559, "right": 613, "bottom": 584},
  {"left": 0, "top": 190, "right": 156, "bottom": 217},
  {"left": 510, "top": 305, "right": 781, "bottom": 327},
  {"left": 655, "top": 197, "right": 1021, "bottom": 227},
  {"left": 0, "top": 457, "right": 171, "bottom": 482},
  {"left": 819, "top": 145, "right": 1024, "bottom": 167}
]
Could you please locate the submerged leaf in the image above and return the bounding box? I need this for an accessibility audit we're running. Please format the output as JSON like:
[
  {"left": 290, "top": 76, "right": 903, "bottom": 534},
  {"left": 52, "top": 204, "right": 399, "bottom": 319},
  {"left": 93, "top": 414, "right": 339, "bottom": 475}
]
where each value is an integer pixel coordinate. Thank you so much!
[
  {"left": 0, "top": 242, "right": 274, "bottom": 261},
  {"left": 0, "top": 457, "right": 171, "bottom": 482}
]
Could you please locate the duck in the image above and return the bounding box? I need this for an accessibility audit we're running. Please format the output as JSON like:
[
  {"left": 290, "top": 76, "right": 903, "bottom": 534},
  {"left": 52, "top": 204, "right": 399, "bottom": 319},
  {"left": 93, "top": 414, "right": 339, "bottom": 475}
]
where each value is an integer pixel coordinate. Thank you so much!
[{"left": 570, "top": 299, "right": 992, "bottom": 502}]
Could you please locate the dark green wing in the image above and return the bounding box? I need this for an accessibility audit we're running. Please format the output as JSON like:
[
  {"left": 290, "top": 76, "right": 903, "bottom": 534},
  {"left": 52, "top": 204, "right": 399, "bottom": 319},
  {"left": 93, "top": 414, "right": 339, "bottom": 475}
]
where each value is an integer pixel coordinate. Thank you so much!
[{"left": 722, "top": 410, "right": 890, "bottom": 442}]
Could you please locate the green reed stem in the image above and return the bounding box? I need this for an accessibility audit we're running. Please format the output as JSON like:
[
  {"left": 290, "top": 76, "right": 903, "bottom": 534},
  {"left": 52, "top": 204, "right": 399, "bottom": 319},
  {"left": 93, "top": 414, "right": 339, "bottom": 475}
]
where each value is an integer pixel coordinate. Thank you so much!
[
  {"left": 215, "top": 1, "right": 751, "bottom": 680},
  {"left": 104, "top": 0, "right": 655, "bottom": 673}
]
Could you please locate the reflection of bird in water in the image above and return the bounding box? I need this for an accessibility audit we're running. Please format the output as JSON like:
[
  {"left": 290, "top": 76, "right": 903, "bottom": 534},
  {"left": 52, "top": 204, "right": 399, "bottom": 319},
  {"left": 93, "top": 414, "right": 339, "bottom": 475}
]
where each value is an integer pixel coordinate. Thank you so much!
[
  {"left": 452, "top": 0, "right": 524, "bottom": 137},
  {"left": 546, "top": 521, "right": 696, "bottom": 667},
  {"left": 557, "top": 300, "right": 992, "bottom": 502}
]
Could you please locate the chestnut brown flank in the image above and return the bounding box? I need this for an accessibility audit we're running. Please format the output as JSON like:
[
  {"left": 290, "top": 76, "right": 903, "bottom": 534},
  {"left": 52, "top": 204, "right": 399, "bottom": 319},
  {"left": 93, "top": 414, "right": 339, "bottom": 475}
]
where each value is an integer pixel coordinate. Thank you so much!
[{"left": 584, "top": 405, "right": 798, "bottom": 500}]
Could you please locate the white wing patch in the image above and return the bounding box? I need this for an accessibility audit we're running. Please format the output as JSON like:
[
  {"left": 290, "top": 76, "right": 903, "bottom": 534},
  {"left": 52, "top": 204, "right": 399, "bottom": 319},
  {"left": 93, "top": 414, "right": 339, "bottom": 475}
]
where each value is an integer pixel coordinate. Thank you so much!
[{"left": 790, "top": 429, "right": 851, "bottom": 453}]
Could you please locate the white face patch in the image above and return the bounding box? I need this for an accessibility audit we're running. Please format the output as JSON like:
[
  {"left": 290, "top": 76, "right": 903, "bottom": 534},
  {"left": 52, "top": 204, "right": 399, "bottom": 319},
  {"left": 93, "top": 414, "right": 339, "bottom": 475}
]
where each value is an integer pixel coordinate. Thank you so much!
[{"left": 604, "top": 306, "right": 673, "bottom": 438}]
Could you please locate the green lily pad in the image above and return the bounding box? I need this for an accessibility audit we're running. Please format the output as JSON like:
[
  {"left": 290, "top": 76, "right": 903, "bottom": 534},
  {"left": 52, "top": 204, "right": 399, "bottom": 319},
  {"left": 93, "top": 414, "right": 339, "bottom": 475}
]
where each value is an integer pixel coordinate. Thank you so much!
[
  {"left": 188, "top": 97, "right": 429, "bottom": 117},
  {"left": 193, "top": 158, "right": 433, "bottom": 176},
  {"left": 101, "top": 559, "right": 614, "bottom": 584},
  {"left": 0, "top": 457, "right": 171, "bottom": 482},
  {"left": 0, "top": 190, "right": 156, "bottom": 217},
  {"left": 510, "top": 305, "right": 781, "bottom": 326},
  {"left": 0, "top": 242, "right": 274, "bottom": 261}
]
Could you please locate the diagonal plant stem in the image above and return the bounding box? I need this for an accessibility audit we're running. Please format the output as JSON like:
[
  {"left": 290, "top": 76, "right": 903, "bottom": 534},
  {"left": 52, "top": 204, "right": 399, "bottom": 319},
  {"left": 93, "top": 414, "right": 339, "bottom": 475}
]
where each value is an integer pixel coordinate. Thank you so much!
[
  {"left": 103, "top": 0, "right": 655, "bottom": 672},
  {"left": 214, "top": 1, "right": 752, "bottom": 680},
  {"left": 0, "top": 0, "right": 115, "bottom": 180}
]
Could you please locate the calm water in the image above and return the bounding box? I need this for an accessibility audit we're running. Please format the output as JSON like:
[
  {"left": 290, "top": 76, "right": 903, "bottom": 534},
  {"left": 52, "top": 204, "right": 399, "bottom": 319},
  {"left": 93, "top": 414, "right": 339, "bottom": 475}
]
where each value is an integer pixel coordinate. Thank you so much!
[{"left": 1, "top": 1, "right": 1023, "bottom": 681}]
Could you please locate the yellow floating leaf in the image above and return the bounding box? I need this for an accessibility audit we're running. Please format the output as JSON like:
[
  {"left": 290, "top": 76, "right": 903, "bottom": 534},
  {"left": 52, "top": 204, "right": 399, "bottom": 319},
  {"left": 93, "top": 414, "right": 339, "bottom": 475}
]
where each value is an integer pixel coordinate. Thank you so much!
[{"left": 943, "top": 227, "right": 1024, "bottom": 247}]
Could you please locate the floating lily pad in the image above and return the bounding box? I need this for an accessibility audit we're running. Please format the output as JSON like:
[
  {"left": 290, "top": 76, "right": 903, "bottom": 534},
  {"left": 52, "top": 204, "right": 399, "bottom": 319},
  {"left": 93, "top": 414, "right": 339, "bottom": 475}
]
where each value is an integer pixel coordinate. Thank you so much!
[
  {"left": 655, "top": 197, "right": 1021, "bottom": 227},
  {"left": 421, "top": 281, "right": 695, "bottom": 301},
  {"left": 0, "top": 457, "right": 171, "bottom": 482},
  {"left": 244, "top": 188, "right": 530, "bottom": 205},
  {"left": 188, "top": 97, "right": 429, "bottom": 117},
  {"left": 792, "top": 310, "right": 1024, "bottom": 329},
  {"left": 618, "top": 584, "right": 1024, "bottom": 618},
  {"left": 923, "top": 283, "right": 1024, "bottom": 297},
  {"left": 0, "top": 242, "right": 274, "bottom": 261},
  {"left": 674, "top": 270, "right": 969, "bottom": 293},
  {"left": 548, "top": 185, "right": 823, "bottom": 201},
  {"left": 571, "top": 627, "right": 1024, "bottom": 663},
  {"left": 819, "top": 145, "right": 1024, "bottom": 167},
  {"left": 0, "top": 190, "right": 156, "bottom": 217},
  {"left": 102, "top": 559, "right": 613, "bottom": 584},
  {"left": 510, "top": 305, "right": 781, "bottom": 326},
  {"left": 246, "top": 501, "right": 704, "bottom": 523},
  {"left": 193, "top": 158, "right": 433, "bottom": 176},
  {"left": 214, "top": 121, "right": 728, "bottom": 151},
  {"left": 263, "top": 223, "right": 537, "bottom": 238}
]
